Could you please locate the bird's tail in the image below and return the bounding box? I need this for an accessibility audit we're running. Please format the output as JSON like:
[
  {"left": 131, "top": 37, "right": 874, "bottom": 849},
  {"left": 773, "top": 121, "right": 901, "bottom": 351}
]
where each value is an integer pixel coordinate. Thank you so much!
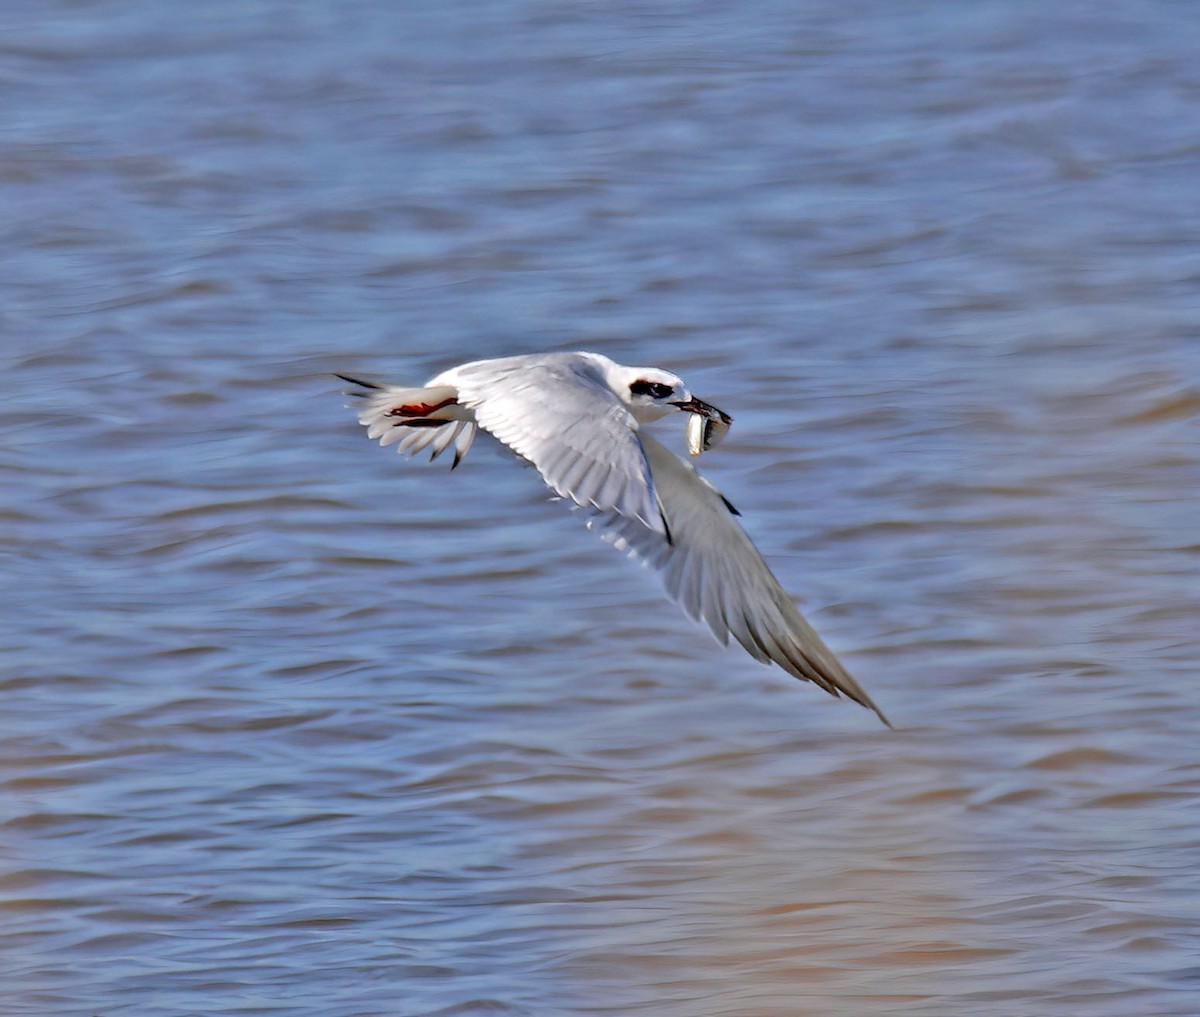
[{"left": 336, "top": 374, "right": 477, "bottom": 468}]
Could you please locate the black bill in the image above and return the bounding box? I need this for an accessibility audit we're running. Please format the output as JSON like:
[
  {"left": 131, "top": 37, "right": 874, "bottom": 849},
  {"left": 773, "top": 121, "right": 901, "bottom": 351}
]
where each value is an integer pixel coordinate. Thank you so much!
[{"left": 671, "top": 396, "right": 732, "bottom": 426}]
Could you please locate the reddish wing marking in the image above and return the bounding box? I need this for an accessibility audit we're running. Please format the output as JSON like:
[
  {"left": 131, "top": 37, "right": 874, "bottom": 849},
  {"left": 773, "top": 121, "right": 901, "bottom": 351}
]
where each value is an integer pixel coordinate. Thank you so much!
[{"left": 385, "top": 397, "right": 458, "bottom": 418}]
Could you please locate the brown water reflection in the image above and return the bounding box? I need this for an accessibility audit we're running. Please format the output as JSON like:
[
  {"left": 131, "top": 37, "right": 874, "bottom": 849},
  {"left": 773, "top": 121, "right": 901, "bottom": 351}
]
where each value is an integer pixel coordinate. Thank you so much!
[{"left": 3, "top": 1, "right": 1199, "bottom": 1015}]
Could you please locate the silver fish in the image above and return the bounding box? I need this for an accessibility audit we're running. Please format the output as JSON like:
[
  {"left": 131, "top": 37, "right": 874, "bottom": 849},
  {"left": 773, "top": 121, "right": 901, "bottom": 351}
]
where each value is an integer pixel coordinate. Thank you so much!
[{"left": 682, "top": 398, "right": 732, "bottom": 456}]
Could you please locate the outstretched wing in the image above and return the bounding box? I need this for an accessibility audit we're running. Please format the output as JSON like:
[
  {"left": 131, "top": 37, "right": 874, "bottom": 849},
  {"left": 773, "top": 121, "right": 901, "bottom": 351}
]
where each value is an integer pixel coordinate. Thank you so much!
[
  {"left": 595, "top": 433, "right": 889, "bottom": 725},
  {"left": 447, "top": 355, "right": 667, "bottom": 535}
]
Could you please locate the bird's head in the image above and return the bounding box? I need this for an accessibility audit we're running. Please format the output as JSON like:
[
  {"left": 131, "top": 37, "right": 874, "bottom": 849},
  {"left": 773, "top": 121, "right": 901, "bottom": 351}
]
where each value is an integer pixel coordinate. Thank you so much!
[
  {"left": 620, "top": 367, "right": 689, "bottom": 422},
  {"left": 615, "top": 365, "right": 730, "bottom": 432}
]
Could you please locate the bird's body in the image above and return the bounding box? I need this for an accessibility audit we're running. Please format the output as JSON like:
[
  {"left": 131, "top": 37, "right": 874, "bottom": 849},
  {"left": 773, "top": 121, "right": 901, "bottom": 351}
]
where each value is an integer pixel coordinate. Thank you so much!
[{"left": 338, "top": 351, "right": 888, "bottom": 725}]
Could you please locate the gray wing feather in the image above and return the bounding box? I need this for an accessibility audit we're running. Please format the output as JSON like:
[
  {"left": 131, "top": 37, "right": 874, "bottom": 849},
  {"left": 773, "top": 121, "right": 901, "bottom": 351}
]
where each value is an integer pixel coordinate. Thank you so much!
[
  {"left": 448, "top": 355, "right": 666, "bottom": 534},
  {"left": 594, "top": 433, "right": 890, "bottom": 725}
]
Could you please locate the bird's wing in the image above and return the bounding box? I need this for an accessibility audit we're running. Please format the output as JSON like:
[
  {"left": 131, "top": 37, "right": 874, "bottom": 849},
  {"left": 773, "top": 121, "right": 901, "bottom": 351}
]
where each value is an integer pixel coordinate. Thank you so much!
[
  {"left": 594, "top": 433, "right": 889, "bottom": 725},
  {"left": 450, "top": 356, "right": 666, "bottom": 534},
  {"left": 336, "top": 375, "right": 477, "bottom": 468}
]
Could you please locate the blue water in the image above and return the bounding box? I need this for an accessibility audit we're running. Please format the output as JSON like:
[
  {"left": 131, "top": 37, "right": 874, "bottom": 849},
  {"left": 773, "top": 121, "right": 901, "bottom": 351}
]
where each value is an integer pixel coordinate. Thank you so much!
[{"left": 3, "top": 2, "right": 1199, "bottom": 1015}]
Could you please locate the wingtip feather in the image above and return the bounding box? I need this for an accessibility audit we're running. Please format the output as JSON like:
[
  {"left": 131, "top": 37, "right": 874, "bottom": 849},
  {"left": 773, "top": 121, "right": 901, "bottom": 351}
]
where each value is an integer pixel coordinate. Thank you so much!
[{"left": 335, "top": 372, "right": 381, "bottom": 391}]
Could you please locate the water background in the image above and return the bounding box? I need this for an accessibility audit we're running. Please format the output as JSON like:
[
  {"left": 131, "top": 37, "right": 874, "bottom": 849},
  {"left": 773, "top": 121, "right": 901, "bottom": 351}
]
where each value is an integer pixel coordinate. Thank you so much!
[{"left": 3, "top": 2, "right": 1199, "bottom": 1014}]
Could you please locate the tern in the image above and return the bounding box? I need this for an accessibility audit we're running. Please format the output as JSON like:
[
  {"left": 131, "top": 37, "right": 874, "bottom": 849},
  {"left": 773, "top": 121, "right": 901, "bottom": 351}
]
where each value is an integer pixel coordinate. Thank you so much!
[{"left": 337, "top": 351, "right": 889, "bottom": 725}]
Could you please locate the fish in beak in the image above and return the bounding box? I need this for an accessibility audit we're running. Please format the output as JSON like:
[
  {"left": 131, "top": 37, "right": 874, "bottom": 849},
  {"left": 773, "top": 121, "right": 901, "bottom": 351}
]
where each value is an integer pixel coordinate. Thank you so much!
[{"left": 672, "top": 397, "right": 732, "bottom": 456}]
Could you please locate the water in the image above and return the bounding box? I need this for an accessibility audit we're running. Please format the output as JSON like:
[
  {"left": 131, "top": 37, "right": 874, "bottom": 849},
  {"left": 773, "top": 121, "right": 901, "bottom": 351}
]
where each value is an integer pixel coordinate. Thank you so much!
[{"left": 3, "top": 2, "right": 1199, "bottom": 1014}]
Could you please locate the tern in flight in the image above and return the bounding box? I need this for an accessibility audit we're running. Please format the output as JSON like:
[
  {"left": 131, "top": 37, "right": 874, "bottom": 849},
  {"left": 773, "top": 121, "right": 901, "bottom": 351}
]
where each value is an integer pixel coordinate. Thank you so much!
[{"left": 337, "top": 351, "right": 888, "bottom": 725}]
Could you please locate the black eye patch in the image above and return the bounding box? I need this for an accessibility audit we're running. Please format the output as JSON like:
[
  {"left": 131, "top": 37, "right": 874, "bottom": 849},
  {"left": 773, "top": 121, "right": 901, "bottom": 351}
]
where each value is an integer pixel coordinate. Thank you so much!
[{"left": 630, "top": 380, "right": 674, "bottom": 399}]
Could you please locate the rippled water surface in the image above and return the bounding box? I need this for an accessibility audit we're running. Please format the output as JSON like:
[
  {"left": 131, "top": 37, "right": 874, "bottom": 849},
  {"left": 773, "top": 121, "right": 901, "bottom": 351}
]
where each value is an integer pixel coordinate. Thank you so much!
[{"left": 4, "top": 2, "right": 1199, "bottom": 1015}]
